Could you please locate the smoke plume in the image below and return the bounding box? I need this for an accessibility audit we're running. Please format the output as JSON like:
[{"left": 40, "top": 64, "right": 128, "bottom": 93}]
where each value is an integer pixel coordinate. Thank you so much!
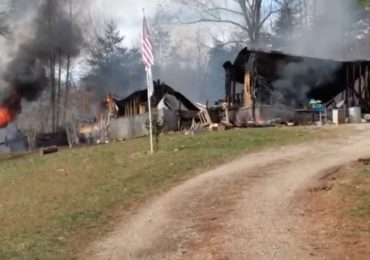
[
  {"left": 279, "top": 0, "right": 358, "bottom": 59},
  {"left": 0, "top": 0, "right": 83, "bottom": 128},
  {"left": 271, "top": 0, "right": 363, "bottom": 104}
]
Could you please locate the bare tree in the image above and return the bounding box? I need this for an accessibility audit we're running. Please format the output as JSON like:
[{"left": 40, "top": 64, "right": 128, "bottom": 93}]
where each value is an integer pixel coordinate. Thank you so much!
[
  {"left": 191, "top": 27, "right": 210, "bottom": 98},
  {"left": 41, "top": 0, "right": 84, "bottom": 132},
  {"left": 173, "top": 0, "right": 278, "bottom": 46},
  {"left": 23, "top": 128, "right": 38, "bottom": 152},
  {"left": 18, "top": 106, "right": 45, "bottom": 152},
  {"left": 63, "top": 87, "right": 93, "bottom": 147},
  {"left": 63, "top": 0, "right": 73, "bottom": 125},
  {"left": 65, "top": 116, "right": 78, "bottom": 148},
  {"left": 150, "top": 5, "right": 172, "bottom": 76},
  {"left": 193, "top": 28, "right": 209, "bottom": 72},
  {"left": 297, "top": 0, "right": 310, "bottom": 29}
]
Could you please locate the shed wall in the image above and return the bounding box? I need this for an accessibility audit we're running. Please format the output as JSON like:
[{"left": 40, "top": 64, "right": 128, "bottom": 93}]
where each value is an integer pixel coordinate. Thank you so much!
[{"left": 109, "top": 109, "right": 179, "bottom": 140}]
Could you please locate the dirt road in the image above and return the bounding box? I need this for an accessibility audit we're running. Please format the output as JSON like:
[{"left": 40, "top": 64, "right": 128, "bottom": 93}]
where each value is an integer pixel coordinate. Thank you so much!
[{"left": 85, "top": 125, "right": 370, "bottom": 260}]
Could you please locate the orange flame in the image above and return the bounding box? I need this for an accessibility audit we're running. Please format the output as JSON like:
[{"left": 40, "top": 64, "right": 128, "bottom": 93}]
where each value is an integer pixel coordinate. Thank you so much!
[
  {"left": 0, "top": 106, "right": 13, "bottom": 128},
  {"left": 0, "top": 92, "right": 21, "bottom": 128}
]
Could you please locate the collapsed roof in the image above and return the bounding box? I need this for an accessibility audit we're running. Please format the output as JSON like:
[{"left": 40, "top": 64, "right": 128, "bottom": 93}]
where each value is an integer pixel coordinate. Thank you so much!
[
  {"left": 226, "top": 47, "right": 370, "bottom": 107},
  {"left": 114, "top": 81, "right": 199, "bottom": 117}
]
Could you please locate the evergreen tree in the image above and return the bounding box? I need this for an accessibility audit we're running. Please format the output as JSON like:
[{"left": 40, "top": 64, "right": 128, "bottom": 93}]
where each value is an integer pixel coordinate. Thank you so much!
[
  {"left": 206, "top": 41, "right": 239, "bottom": 103},
  {"left": 273, "top": 0, "right": 299, "bottom": 49},
  {"left": 83, "top": 20, "right": 145, "bottom": 98},
  {"left": 150, "top": 4, "right": 172, "bottom": 77}
]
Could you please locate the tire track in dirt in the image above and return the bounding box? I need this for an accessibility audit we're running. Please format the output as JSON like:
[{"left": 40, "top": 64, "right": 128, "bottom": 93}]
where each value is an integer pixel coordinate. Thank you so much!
[{"left": 84, "top": 126, "right": 370, "bottom": 260}]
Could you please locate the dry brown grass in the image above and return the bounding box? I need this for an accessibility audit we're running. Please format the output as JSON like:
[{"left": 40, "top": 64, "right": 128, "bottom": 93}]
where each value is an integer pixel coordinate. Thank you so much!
[{"left": 300, "top": 161, "right": 370, "bottom": 259}]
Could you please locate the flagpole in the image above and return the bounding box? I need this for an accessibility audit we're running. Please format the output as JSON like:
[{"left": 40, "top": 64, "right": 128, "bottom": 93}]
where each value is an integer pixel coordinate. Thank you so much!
[
  {"left": 146, "top": 68, "right": 154, "bottom": 154},
  {"left": 142, "top": 8, "right": 154, "bottom": 154}
]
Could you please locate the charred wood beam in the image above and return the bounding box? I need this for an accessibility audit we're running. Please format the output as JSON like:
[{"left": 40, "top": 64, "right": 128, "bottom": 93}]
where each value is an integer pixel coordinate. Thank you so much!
[
  {"left": 346, "top": 65, "right": 350, "bottom": 109},
  {"left": 352, "top": 65, "right": 356, "bottom": 106},
  {"left": 359, "top": 65, "right": 362, "bottom": 99},
  {"left": 40, "top": 146, "right": 58, "bottom": 155},
  {"left": 232, "top": 72, "right": 236, "bottom": 104},
  {"left": 223, "top": 61, "right": 233, "bottom": 106},
  {"left": 252, "top": 55, "right": 257, "bottom": 122},
  {"left": 349, "top": 79, "right": 367, "bottom": 107},
  {"left": 366, "top": 65, "right": 369, "bottom": 100}
]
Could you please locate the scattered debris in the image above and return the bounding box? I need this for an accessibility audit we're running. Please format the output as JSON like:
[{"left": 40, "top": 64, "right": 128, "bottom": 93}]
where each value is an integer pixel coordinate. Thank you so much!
[
  {"left": 364, "top": 114, "right": 370, "bottom": 121},
  {"left": 184, "top": 118, "right": 202, "bottom": 135},
  {"left": 40, "top": 146, "right": 58, "bottom": 155},
  {"left": 319, "top": 167, "right": 341, "bottom": 180},
  {"left": 309, "top": 184, "right": 333, "bottom": 193},
  {"left": 209, "top": 123, "right": 219, "bottom": 131},
  {"left": 358, "top": 157, "right": 370, "bottom": 165}
]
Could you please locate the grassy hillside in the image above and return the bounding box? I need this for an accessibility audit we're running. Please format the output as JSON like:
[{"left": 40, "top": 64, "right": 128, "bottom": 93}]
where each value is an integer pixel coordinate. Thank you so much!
[{"left": 0, "top": 127, "right": 343, "bottom": 259}]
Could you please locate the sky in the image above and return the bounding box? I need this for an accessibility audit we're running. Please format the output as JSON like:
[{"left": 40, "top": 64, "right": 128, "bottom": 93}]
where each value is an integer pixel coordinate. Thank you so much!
[{"left": 92, "top": 0, "right": 161, "bottom": 47}]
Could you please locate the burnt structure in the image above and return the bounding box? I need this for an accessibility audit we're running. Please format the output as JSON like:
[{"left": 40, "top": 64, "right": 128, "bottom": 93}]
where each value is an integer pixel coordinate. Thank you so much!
[
  {"left": 98, "top": 81, "right": 200, "bottom": 140},
  {"left": 110, "top": 81, "right": 199, "bottom": 118},
  {"left": 224, "top": 48, "right": 370, "bottom": 121}
]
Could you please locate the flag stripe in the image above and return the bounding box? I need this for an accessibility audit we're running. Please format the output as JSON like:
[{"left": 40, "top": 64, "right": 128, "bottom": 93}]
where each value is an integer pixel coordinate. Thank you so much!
[
  {"left": 142, "top": 13, "right": 154, "bottom": 98},
  {"left": 142, "top": 16, "right": 154, "bottom": 69}
]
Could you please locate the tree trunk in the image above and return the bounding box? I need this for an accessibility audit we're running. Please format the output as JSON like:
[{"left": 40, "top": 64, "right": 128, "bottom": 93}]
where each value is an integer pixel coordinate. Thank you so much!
[
  {"left": 63, "top": 55, "right": 71, "bottom": 124},
  {"left": 56, "top": 51, "right": 62, "bottom": 128},
  {"left": 63, "top": 0, "right": 73, "bottom": 125},
  {"left": 239, "top": 0, "right": 262, "bottom": 47},
  {"left": 48, "top": 0, "right": 56, "bottom": 133},
  {"left": 50, "top": 55, "right": 56, "bottom": 133}
]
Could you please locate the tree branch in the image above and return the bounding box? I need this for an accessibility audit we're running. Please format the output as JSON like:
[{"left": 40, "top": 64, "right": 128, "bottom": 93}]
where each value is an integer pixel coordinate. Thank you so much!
[
  {"left": 259, "top": 10, "right": 279, "bottom": 29},
  {"left": 259, "top": 0, "right": 279, "bottom": 29},
  {"left": 207, "top": 7, "right": 244, "bottom": 17},
  {"left": 175, "top": 16, "right": 249, "bottom": 32}
]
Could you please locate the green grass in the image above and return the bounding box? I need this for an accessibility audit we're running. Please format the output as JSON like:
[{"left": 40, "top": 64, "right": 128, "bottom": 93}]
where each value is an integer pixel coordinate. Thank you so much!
[{"left": 0, "top": 127, "right": 344, "bottom": 259}]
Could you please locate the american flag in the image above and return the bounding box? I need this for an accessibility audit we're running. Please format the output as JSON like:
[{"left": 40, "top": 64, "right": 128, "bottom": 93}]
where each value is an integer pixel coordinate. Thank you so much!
[
  {"left": 142, "top": 11, "right": 155, "bottom": 153},
  {"left": 142, "top": 15, "right": 154, "bottom": 70}
]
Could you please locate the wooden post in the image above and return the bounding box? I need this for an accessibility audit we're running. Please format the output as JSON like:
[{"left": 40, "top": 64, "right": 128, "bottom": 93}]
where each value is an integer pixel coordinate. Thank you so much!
[
  {"left": 359, "top": 64, "right": 363, "bottom": 102},
  {"left": 177, "top": 101, "right": 181, "bottom": 131},
  {"left": 252, "top": 58, "right": 257, "bottom": 123},
  {"left": 133, "top": 96, "right": 136, "bottom": 115},
  {"left": 232, "top": 71, "right": 236, "bottom": 105},
  {"left": 225, "top": 66, "right": 231, "bottom": 107},
  {"left": 244, "top": 73, "right": 252, "bottom": 108},
  {"left": 366, "top": 65, "right": 369, "bottom": 100},
  {"left": 352, "top": 64, "right": 356, "bottom": 106},
  {"left": 131, "top": 99, "right": 133, "bottom": 117},
  {"left": 134, "top": 97, "right": 139, "bottom": 115},
  {"left": 346, "top": 64, "right": 349, "bottom": 109}
]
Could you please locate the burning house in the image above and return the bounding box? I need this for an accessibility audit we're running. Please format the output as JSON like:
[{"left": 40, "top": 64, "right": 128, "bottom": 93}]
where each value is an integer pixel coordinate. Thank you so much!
[
  {"left": 222, "top": 47, "right": 370, "bottom": 125},
  {"left": 113, "top": 80, "right": 199, "bottom": 118},
  {"left": 82, "top": 80, "right": 199, "bottom": 142},
  {"left": 0, "top": 0, "right": 84, "bottom": 151}
]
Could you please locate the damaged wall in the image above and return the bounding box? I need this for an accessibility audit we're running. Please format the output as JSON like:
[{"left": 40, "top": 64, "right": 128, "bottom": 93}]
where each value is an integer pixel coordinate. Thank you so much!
[
  {"left": 109, "top": 109, "right": 178, "bottom": 140},
  {"left": 227, "top": 48, "right": 352, "bottom": 108}
]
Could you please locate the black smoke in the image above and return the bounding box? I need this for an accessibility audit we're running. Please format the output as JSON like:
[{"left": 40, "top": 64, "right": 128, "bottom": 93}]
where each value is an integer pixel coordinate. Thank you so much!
[
  {"left": 0, "top": 0, "right": 83, "bottom": 124},
  {"left": 272, "top": 57, "right": 342, "bottom": 105}
]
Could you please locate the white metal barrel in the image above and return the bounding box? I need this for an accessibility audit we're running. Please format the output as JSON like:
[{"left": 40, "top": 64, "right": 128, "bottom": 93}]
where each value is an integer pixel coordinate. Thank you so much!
[{"left": 349, "top": 107, "right": 361, "bottom": 124}]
